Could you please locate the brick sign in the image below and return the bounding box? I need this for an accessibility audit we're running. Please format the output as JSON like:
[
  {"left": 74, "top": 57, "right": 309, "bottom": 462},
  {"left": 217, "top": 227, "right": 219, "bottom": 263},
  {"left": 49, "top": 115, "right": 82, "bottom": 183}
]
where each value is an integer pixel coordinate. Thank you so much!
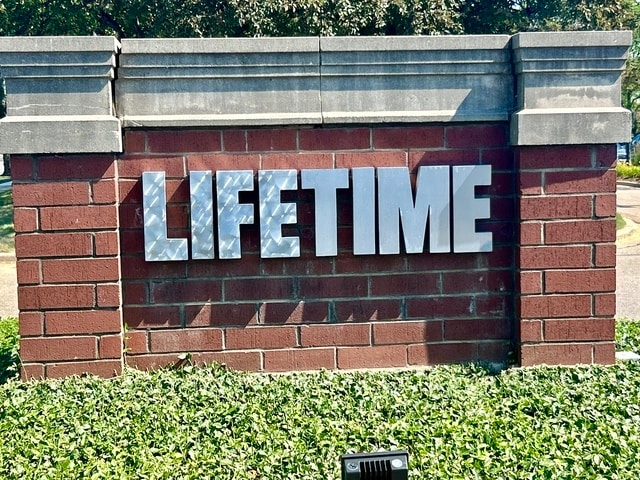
[{"left": 0, "top": 32, "right": 629, "bottom": 378}]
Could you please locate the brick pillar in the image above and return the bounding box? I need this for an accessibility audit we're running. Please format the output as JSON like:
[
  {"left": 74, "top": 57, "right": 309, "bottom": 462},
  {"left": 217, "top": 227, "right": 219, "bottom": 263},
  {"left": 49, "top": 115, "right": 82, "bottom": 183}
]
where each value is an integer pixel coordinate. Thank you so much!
[
  {"left": 12, "top": 155, "right": 123, "bottom": 379},
  {"left": 516, "top": 145, "right": 617, "bottom": 365}
]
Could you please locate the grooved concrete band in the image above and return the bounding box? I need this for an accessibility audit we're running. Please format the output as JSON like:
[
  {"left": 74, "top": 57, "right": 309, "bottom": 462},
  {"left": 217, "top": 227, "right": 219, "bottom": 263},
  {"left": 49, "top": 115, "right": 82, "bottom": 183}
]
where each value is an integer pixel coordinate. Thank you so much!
[{"left": 0, "top": 31, "right": 632, "bottom": 151}]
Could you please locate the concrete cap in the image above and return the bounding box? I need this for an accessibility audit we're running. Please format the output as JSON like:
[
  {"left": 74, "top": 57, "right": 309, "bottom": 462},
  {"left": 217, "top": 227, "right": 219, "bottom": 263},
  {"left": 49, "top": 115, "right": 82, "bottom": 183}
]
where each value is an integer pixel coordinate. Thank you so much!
[
  {"left": 0, "top": 36, "right": 120, "bottom": 52},
  {"left": 512, "top": 30, "right": 632, "bottom": 48},
  {"left": 121, "top": 37, "right": 318, "bottom": 54},
  {"left": 0, "top": 33, "right": 633, "bottom": 152}
]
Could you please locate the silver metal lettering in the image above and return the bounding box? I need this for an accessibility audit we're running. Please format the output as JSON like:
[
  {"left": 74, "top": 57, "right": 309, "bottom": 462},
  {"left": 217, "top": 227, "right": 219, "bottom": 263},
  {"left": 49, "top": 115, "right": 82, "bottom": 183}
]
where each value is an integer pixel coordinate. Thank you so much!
[
  {"left": 352, "top": 167, "right": 376, "bottom": 255},
  {"left": 217, "top": 170, "right": 255, "bottom": 259},
  {"left": 141, "top": 165, "right": 492, "bottom": 262},
  {"left": 301, "top": 168, "right": 349, "bottom": 257},
  {"left": 378, "top": 166, "right": 450, "bottom": 254},
  {"left": 259, "top": 169, "right": 300, "bottom": 258},
  {"left": 453, "top": 165, "right": 492, "bottom": 253},
  {"left": 142, "top": 171, "right": 188, "bottom": 261},
  {"left": 189, "top": 171, "right": 215, "bottom": 260}
]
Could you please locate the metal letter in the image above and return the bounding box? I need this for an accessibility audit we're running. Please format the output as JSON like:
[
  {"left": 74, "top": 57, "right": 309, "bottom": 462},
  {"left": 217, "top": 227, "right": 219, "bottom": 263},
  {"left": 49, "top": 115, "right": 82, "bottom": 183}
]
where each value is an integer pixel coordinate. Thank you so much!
[
  {"left": 352, "top": 167, "right": 376, "bottom": 255},
  {"left": 259, "top": 169, "right": 300, "bottom": 258},
  {"left": 301, "top": 168, "right": 349, "bottom": 257},
  {"left": 378, "top": 166, "right": 450, "bottom": 255},
  {"left": 142, "top": 171, "right": 188, "bottom": 261},
  {"left": 190, "top": 171, "right": 215, "bottom": 260},
  {"left": 453, "top": 165, "right": 492, "bottom": 253},
  {"left": 217, "top": 170, "right": 255, "bottom": 259}
]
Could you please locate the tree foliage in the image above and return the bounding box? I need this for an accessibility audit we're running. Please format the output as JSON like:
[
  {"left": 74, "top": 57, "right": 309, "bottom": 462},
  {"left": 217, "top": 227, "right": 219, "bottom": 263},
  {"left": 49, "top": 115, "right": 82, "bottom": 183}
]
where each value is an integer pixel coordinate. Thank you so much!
[
  {"left": 0, "top": 0, "right": 462, "bottom": 37},
  {"left": 0, "top": 0, "right": 636, "bottom": 38},
  {"left": 462, "top": 0, "right": 637, "bottom": 34}
]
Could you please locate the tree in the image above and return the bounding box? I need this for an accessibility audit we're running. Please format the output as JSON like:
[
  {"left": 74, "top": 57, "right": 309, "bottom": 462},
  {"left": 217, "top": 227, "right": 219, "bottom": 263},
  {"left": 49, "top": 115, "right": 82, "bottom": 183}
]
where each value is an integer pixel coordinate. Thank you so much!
[
  {"left": 0, "top": 0, "right": 471, "bottom": 38},
  {"left": 624, "top": 49, "right": 640, "bottom": 134},
  {"left": 461, "top": 0, "right": 638, "bottom": 34},
  {"left": 1, "top": 0, "right": 637, "bottom": 38}
]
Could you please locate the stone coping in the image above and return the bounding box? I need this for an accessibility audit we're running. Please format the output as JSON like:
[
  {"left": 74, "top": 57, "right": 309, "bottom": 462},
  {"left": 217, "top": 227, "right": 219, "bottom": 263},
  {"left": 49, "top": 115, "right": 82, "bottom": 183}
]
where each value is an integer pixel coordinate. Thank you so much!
[{"left": 0, "top": 32, "right": 633, "bottom": 154}]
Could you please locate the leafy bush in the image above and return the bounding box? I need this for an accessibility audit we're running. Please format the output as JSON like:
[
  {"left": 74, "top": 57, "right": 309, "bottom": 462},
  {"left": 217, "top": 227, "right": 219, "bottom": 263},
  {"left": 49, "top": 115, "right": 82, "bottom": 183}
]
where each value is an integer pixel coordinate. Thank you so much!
[
  {"left": 0, "top": 187, "right": 15, "bottom": 252},
  {"left": 2, "top": 362, "right": 640, "bottom": 478},
  {"left": 2, "top": 319, "right": 640, "bottom": 477},
  {"left": 617, "top": 162, "right": 640, "bottom": 180},
  {"left": 617, "top": 318, "right": 640, "bottom": 353},
  {"left": 0, "top": 317, "right": 18, "bottom": 384}
]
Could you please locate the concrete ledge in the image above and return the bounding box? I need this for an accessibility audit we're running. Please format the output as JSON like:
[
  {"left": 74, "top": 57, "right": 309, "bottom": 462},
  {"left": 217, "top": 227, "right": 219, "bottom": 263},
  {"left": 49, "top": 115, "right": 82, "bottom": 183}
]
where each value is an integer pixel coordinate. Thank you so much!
[
  {"left": 0, "top": 32, "right": 634, "bottom": 153},
  {"left": 512, "top": 107, "right": 631, "bottom": 145},
  {"left": 0, "top": 116, "right": 122, "bottom": 154},
  {"left": 0, "top": 36, "right": 121, "bottom": 154},
  {"left": 320, "top": 35, "right": 513, "bottom": 124},
  {"left": 512, "top": 30, "right": 632, "bottom": 48},
  {"left": 122, "top": 113, "right": 322, "bottom": 128},
  {"left": 511, "top": 31, "right": 632, "bottom": 146},
  {"left": 322, "top": 110, "right": 509, "bottom": 124},
  {"left": 116, "top": 37, "right": 322, "bottom": 127},
  {"left": 117, "top": 35, "right": 513, "bottom": 127}
]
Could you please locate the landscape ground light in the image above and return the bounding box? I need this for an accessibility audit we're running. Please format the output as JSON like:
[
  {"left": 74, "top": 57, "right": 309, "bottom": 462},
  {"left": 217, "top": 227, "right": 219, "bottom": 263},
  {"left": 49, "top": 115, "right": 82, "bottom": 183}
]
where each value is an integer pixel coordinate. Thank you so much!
[{"left": 341, "top": 450, "right": 409, "bottom": 479}]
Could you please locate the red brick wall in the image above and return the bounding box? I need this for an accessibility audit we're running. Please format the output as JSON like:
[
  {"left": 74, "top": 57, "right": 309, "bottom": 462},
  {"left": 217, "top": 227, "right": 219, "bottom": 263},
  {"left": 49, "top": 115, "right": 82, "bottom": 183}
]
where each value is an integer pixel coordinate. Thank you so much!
[
  {"left": 11, "top": 155, "right": 123, "bottom": 379},
  {"left": 13, "top": 124, "right": 618, "bottom": 379},
  {"left": 118, "top": 124, "right": 515, "bottom": 372},
  {"left": 516, "top": 145, "right": 617, "bottom": 365}
]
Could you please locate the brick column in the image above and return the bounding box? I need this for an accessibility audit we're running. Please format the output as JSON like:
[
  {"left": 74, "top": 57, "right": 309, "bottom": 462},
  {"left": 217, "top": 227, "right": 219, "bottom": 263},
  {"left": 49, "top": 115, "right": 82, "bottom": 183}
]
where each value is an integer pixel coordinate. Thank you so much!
[
  {"left": 516, "top": 145, "right": 617, "bottom": 365},
  {"left": 12, "top": 155, "right": 123, "bottom": 379},
  {"left": 510, "top": 31, "right": 629, "bottom": 365}
]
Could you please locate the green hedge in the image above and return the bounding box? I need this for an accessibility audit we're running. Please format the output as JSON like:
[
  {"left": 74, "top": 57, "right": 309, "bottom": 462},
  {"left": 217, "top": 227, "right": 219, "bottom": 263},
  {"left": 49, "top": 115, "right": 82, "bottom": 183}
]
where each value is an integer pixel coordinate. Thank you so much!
[
  {"left": 1, "top": 362, "right": 640, "bottom": 478},
  {"left": 2, "top": 319, "right": 640, "bottom": 478},
  {"left": 617, "top": 318, "right": 640, "bottom": 354},
  {"left": 0, "top": 317, "right": 18, "bottom": 384},
  {"left": 617, "top": 163, "right": 640, "bottom": 180}
]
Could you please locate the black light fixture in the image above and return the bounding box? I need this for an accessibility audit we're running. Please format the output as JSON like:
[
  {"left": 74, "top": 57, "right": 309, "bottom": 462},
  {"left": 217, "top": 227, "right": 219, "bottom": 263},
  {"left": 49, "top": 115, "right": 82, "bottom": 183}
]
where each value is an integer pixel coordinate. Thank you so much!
[{"left": 341, "top": 450, "right": 409, "bottom": 479}]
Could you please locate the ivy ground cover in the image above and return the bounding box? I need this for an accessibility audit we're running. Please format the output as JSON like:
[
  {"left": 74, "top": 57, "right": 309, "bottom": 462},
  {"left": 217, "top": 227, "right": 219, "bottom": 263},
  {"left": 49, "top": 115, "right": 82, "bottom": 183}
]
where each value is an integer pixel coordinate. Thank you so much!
[{"left": 1, "top": 360, "right": 640, "bottom": 479}]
